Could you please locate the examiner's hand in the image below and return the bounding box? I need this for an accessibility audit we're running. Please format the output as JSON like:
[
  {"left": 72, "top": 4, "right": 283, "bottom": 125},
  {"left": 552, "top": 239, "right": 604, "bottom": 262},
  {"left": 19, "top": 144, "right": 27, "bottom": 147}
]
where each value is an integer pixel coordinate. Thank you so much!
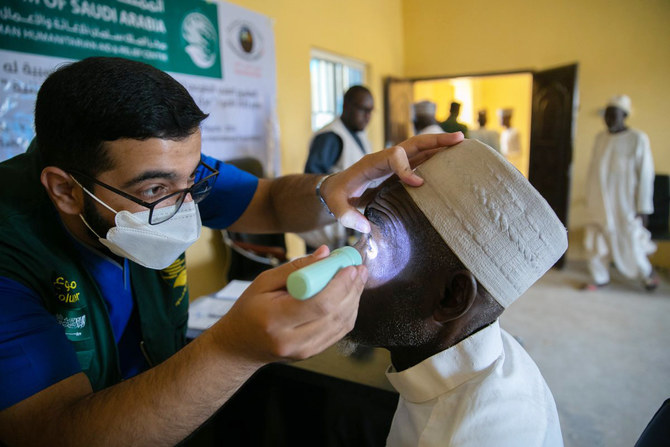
[
  {"left": 321, "top": 132, "right": 464, "bottom": 233},
  {"left": 212, "top": 245, "right": 367, "bottom": 363}
]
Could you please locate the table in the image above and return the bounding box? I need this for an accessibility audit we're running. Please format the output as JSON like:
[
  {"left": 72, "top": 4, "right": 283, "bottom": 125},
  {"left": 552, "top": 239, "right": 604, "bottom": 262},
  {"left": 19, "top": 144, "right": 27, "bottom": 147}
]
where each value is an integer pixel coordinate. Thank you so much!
[{"left": 182, "top": 285, "right": 399, "bottom": 446}]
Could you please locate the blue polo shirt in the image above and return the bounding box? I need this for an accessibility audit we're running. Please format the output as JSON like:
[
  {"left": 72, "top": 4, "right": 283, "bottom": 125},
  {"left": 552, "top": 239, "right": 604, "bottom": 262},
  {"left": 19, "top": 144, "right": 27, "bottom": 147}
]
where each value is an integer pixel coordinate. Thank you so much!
[{"left": 0, "top": 154, "right": 258, "bottom": 410}]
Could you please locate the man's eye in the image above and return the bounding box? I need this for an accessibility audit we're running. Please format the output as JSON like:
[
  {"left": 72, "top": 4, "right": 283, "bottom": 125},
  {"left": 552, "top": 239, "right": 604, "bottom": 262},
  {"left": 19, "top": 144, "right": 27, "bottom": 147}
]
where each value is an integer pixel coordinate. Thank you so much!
[{"left": 140, "top": 185, "right": 168, "bottom": 200}]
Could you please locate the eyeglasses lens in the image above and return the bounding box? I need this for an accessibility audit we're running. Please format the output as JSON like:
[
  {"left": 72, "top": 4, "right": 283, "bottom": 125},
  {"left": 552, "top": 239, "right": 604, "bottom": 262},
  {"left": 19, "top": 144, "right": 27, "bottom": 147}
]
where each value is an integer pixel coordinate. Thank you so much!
[
  {"left": 149, "top": 198, "right": 182, "bottom": 225},
  {"left": 191, "top": 177, "right": 215, "bottom": 203},
  {"left": 148, "top": 163, "right": 218, "bottom": 225}
]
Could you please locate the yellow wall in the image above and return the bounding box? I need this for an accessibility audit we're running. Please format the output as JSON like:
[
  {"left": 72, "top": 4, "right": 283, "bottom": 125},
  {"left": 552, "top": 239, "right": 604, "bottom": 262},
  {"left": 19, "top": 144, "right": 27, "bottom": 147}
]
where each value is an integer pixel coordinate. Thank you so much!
[
  {"left": 402, "top": 0, "right": 670, "bottom": 231},
  {"left": 187, "top": 0, "right": 405, "bottom": 298},
  {"left": 477, "top": 75, "right": 533, "bottom": 176}
]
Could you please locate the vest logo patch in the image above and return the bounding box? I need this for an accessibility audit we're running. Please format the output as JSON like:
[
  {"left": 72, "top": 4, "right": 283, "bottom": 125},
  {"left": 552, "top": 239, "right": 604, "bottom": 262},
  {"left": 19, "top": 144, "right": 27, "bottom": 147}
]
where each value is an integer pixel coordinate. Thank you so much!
[
  {"left": 51, "top": 273, "right": 90, "bottom": 341},
  {"left": 53, "top": 276, "right": 80, "bottom": 304},
  {"left": 55, "top": 308, "right": 90, "bottom": 341},
  {"left": 55, "top": 313, "right": 86, "bottom": 330},
  {"left": 161, "top": 257, "right": 188, "bottom": 307}
]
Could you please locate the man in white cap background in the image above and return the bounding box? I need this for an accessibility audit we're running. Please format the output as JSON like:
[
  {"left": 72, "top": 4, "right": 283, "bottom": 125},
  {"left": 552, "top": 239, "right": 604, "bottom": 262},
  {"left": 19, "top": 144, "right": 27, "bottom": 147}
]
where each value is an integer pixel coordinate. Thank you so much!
[
  {"left": 469, "top": 109, "right": 501, "bottom": 152},
  {"left": 345, "top": 139, "right": 566, "bottom": 446},
  {"left": 499, "top": 108, "right": 521, "bottom": 156},
  {"left": 412, "top": 100, "right": 444, "bottom": 135},
  {"left": 583, "top": 95, "right": 657, "bottom": 291}
]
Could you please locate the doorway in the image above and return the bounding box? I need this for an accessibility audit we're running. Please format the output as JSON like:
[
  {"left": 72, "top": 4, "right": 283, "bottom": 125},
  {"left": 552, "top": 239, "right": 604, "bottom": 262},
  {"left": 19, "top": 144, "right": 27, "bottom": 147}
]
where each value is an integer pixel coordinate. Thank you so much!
[
  {"left": 385, "top": 71, "right": 533, "bottom": 176},
  {"left": 384, "top": 64, "right": 578, "bottom": 267},
  {"left": 413, "top": 73, "right": 532, "bottom": 176}
]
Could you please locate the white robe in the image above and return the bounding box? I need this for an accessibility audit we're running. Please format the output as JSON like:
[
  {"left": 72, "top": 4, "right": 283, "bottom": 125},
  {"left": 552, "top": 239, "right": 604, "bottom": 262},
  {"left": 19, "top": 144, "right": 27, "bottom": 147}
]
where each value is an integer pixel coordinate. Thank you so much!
[
  {"left": 584, "top": 128, "right": 656, "bottom": 280},
  {"left": 500, "top": 127, "right": 521, "bottom": 156},
  {"left": 469, "top": 128, "right": 501, "bottom": 152},
  {"left": 385, "top": 321, "right": 563, "bottom": 447},
  {"left": 417, "top": 124, "right": 444, "bottom": 135}
]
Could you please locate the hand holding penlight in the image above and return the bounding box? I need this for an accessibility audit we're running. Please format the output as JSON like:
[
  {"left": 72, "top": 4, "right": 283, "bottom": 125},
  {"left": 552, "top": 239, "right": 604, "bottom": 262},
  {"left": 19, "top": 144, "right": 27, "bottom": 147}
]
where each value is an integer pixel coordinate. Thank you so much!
[{"left": 287, "top": 246, "right": 362, "bottom": 300}]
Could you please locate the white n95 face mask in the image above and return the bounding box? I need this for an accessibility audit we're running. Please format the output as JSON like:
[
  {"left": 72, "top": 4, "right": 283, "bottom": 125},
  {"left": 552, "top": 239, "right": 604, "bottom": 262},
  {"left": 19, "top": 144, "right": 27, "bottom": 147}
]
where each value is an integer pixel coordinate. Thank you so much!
[
  {"left": 79, "top": 193, "right": 202, "bottom": 270},
  {"left": 101, "top": 201, "right": 201, "bottom": 269}
]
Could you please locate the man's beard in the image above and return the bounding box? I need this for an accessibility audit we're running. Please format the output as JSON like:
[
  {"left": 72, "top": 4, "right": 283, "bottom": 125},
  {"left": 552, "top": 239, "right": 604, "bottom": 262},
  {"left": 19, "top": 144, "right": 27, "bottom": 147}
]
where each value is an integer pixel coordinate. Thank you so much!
[
  {"left": 335, "top": 337, "right": 360, "bottom": 357},
  {"left": 82, "top": 195, "right": 114, "bottom": 240},
  {"left": 344, "top": 281, "right": 432, "bottom": 350}
]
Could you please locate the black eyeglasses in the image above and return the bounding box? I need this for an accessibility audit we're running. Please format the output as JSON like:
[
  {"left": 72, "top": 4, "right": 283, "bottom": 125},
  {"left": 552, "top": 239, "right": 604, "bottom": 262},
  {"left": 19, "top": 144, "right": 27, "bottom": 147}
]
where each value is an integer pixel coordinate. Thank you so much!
[{"left": 70, "top": 160, "right": 219, "bottom": 225}]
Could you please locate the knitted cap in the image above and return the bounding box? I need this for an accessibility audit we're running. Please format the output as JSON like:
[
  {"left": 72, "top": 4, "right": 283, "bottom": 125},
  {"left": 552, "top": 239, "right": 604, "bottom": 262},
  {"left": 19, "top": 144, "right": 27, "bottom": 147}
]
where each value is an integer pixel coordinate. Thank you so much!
[{"left": 404, "top": 139, "right": 567, "bottom": 307}]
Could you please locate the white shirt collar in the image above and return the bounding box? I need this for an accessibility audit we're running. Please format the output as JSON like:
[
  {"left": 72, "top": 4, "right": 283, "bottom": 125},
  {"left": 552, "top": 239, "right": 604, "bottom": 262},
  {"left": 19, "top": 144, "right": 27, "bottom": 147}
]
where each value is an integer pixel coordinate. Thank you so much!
[{"left": 385, "top": 320, "right": 503, "bottom": 403}]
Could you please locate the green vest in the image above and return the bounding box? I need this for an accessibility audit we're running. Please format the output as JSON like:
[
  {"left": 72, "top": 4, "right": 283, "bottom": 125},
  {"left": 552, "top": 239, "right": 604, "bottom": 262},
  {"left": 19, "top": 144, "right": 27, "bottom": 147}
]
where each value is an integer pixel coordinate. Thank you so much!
[
  {"left": 0, "top": 143, "right": 189, "bottom": 391},
  {"left": 440, "top": 117, "right": 469, "bottom": 137}
]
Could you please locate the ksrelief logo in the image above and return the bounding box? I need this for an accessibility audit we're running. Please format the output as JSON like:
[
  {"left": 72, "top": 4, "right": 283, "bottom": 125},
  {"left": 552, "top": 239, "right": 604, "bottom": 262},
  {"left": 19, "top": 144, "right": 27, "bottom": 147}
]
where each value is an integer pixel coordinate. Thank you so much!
[
  {"left": 226, "top": 20, "right": 264, "bottom": 61},
  {"left": 181, "top": 12, "right": 218, "bottom": 69}
]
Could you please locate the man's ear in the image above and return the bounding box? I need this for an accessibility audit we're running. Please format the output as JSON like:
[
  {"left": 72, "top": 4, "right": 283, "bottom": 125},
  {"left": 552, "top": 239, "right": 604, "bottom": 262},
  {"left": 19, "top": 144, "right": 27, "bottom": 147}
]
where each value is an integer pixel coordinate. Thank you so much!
[
  {"left": 433, "top": 270, "right": 477, "bottom": 323},
  {"left": 40, "top": 167, "right": 84, "bottom": 215}
]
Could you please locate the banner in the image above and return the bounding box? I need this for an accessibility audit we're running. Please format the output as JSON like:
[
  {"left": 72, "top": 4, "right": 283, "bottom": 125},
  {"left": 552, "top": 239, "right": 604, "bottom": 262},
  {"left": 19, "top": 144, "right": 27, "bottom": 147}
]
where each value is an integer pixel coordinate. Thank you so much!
[{"left": 0, "top": 0, "right": 279, "bottom": 175}]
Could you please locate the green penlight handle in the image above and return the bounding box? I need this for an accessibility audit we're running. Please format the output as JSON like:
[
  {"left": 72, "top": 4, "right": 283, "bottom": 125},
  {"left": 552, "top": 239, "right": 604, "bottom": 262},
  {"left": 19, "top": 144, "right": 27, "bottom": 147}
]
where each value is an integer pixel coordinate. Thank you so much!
[{"left": 287, "top": 246, "right": 363, "bottom": 300}]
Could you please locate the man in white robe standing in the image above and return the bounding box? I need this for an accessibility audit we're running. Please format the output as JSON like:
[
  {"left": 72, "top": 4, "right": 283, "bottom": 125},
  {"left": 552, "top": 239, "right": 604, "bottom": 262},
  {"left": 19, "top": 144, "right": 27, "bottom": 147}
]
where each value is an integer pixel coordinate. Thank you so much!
[
  {"left": 470, "top": 109, "right": 500, "bottom": 152},
  {"left": 583, "top": 94, "right": 658, "bottom": 291},
  {"left": 498, "top": 108, "right": 521, "bottom": 156}
]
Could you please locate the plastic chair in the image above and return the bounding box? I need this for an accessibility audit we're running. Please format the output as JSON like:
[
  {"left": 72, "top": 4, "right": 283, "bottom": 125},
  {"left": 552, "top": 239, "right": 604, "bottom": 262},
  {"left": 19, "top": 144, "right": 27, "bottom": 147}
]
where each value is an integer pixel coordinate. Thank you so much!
[{"left": 223, "top": 157, "right": 287, "bottom": 281}]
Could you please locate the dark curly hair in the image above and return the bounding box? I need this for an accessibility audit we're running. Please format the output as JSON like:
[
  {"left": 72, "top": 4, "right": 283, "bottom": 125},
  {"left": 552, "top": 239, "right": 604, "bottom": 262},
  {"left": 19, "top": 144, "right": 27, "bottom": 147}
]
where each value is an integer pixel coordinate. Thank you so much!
[{"left": 35, "top": 57, "right": 209, "bottom": 176}]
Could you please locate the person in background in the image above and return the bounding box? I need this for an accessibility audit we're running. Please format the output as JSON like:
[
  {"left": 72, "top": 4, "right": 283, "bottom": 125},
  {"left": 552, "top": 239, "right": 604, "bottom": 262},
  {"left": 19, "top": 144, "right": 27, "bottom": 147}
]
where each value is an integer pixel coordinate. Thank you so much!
[
  {"left": 412, "top": 100, "right": 444, "bottom": 135},
  {"left": 304, "top": 85, "right": 374, "bottom": 175},
  {"left": 0, "top": 57, "right": 465, "bottom": 446},
  {"left": 301, "top": 85, "right": 374, "bottom": 251},
  {"left": 583, "top": 94, "right": 657, "bottom": 291},
  {"left": 499, "top": 108, "right": 521, "bottom": 156},
  {"left": 345, "top": 139, "right": 566, "bottom": 446},
  {"left": 440, "top": 101, "right": 468, "bottom": 137},
  {"left": 469, "top": 109, "right": 500, "bottom": 152}
]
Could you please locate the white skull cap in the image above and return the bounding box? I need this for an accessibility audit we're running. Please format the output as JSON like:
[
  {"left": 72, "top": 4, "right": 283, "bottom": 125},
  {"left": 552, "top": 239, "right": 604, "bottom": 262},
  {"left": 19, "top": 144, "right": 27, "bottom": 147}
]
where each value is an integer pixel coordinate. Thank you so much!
[
  {"left": 606, "top": 94, "right": 631, "bottom": 115},
  {"left": 404, "top": 139, "right": 567, "bottom": 308},
  {"left": 413, "top": 100, "right": 437, "bottom": 117}
]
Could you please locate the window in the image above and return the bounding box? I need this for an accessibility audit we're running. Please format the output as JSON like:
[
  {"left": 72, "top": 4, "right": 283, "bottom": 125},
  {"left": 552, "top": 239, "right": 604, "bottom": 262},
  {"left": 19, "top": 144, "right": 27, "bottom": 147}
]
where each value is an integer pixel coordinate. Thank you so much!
[{"left": 309, "top": 49, "right": 366, "bottom": 131}]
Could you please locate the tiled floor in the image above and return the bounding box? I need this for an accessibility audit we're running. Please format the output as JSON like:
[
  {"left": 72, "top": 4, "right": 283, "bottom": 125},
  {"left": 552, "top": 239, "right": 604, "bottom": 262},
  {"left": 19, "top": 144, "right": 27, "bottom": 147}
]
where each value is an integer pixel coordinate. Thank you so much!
[{"left": 501, "top": 260, "right": 670, "bottom": 447}]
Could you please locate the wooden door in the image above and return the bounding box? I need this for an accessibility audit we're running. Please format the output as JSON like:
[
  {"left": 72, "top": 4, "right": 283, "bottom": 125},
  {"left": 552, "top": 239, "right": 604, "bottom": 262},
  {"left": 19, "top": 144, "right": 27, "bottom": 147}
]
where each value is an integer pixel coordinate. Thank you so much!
[
  {"left": 529, "top": 64, "right": 579, "bottom": 268},
  {"left": 384, "top": 78, "right": 414, "bottom": 147}
]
